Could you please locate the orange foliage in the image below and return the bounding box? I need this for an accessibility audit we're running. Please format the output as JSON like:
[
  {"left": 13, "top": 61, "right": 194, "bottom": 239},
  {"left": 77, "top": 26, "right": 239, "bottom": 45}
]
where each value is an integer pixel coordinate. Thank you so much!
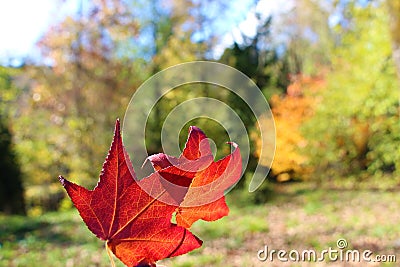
[{"left": 254, "top": 74, "right": 325, "bottom": 181}]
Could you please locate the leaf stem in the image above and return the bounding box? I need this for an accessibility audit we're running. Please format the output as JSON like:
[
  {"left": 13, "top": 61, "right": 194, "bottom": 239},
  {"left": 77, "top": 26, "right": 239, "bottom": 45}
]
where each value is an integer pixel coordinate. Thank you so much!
[{"left": 106, "top": 241, "right": 116, "bottom": 267}]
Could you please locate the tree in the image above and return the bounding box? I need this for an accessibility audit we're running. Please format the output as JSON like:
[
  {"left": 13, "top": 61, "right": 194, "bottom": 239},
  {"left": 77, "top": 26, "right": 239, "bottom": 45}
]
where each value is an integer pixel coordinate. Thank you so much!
[
  {"left": 219, "top": 15, "right": 291, "bottom": 177},
  {"left": 145, "top": 0, "right": 248, "bottom": 159},
  {"left": 17, "top": 0, "right": 145, "bottom": 187},
  {"left": 13, "top": 0, "right": 253, "bottom": 212},
  {"left": 386, "top": 0, "right": 400, "bottom": 79},
  {"left": 0, "top": 67, "right": 25, "bottom": 215},
  {"left": 254, "top": 74, "right": 324, "bottom": 182},
  {"left": 276, "top": 0, "right": 334, "bottom": 75},
  {"left": 220, "top": 16, "right": 290, "bottom": 95},
  {"left": 303, "top": 2, "right": 400, "bottom": 179},
  {"left": 8, "top": 0, "right": 150, "bottom": 213},
  {"left": 0, "top": 118, "right": 26, "bottom": 215}
]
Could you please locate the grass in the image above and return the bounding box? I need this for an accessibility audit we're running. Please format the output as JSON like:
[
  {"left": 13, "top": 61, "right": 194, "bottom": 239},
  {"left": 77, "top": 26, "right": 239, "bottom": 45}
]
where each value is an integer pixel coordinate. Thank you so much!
[
  {"left": 0, "top": 210, "right": 118, "bottom": 267},
  {"left": 1, "top": 182, "right": 400, "bottom": 266}
]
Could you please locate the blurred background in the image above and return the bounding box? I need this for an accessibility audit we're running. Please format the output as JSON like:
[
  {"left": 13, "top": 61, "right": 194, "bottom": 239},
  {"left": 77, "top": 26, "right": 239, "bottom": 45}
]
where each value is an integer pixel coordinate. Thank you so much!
[{"left": 0, "top": 0, "right": 399, "bottom": 266}]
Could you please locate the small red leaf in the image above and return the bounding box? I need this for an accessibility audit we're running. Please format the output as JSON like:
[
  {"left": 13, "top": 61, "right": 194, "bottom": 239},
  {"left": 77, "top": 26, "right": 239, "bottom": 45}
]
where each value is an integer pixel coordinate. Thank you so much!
[
  {"left": 147, "top": 127, "right": 242, "bottom": 228},
  {"left": 176, "top": 143, "right": 241, "bottom": 228},
  {"left": 59, "top": 120, "right": 202, "bottom": 267}
]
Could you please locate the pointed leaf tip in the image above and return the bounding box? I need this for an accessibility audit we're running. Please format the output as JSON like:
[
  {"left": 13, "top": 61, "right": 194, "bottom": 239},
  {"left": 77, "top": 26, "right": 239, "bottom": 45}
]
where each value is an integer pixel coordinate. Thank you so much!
[
  {"left": 58, "top": 175, "right": 66, "bottom": 187},
  {"left": 226, "top": 141, "right": 238, "bottom": 149},
  {"left": 188, "top": 125, "right": 203, "bottom": 134},
  {"left": 114, "top": 118, "right": 121, "bottom": 134},
  {"left": 182, "top": 126, "right": 211, "bottom": 161},
  {"left": 188, "top": 126, "right": 206, "bottom": 141}
]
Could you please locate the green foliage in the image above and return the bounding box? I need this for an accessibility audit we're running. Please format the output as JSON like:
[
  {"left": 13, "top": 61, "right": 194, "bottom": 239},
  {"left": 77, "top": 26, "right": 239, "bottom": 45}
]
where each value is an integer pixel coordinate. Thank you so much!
[
  {"left": 279, "top": 0, "right": 334, "bottom": 75},
  {"left": 219, "top": 16, "right": 290, "bottom": 97},
  {"left": 303, "top": 3, "right": 400, "bottom": 179},
  {"left": 0, "top": 66, "right": 22, "bottom": 117},
  {"left": 145, "top": 83, "right": 230, "bottom": 160},
  {"left": 3, "top": 0, "right": 400, "bottom": 215},
  {"left": 219, "top": 16, "right": 290, "bottom": 178},
  {"left": 0, "top": 67, "right": 26, "bottom": 215},
  {"left": 0, "top": 117, "right": 26, "bottom": 215},
  {"left": 7, "top": 1, "right": 150, "bottom": 213}
]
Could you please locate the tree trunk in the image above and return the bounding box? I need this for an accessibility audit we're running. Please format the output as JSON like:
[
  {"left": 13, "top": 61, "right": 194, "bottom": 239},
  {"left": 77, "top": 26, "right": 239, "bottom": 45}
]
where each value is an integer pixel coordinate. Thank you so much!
[{"left": 0, "top": 118, "right": 26, "bottom": 215}]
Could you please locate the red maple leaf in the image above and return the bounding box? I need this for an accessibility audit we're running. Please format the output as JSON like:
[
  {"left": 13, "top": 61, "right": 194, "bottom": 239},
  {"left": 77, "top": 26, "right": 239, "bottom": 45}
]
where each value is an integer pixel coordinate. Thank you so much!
[
  {"left": 59, "top": 120, "right": 202, "bottom": 267},
  {"left": 147, "top": 126, "right": 242, "bottom": 228}
]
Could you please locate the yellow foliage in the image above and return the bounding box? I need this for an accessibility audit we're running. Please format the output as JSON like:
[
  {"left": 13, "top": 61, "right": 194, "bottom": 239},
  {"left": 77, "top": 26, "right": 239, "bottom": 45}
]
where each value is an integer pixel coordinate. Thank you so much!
[{"left": 254, "top": 74, "right": 325, "bottom": 180}]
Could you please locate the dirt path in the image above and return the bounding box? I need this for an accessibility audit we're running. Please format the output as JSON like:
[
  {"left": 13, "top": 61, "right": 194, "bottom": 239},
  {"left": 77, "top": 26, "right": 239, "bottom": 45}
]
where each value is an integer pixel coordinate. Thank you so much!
[{"left": 162, "top": 185, "right": 400, "bottom": 266}]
